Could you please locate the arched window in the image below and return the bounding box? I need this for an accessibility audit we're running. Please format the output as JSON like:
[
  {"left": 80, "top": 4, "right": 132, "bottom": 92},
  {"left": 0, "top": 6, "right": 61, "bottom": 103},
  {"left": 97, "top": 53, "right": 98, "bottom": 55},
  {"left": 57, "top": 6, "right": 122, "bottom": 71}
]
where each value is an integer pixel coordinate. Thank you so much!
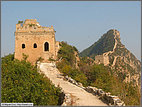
[
  {"left": 33, "top": 43, "right": 37, "bottom": 48},
  {"left": 22, "top": 44, "right": 25, "bottom": 49},
  {"left": 44, "top": 42, "right": 49, "bottom": 51}
]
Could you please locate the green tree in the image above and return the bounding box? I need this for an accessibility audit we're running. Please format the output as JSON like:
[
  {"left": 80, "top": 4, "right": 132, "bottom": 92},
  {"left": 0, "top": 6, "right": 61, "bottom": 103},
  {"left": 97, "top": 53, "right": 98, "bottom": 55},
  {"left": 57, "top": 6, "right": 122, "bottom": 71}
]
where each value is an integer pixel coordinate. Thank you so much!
[{"left": 2, "top": 54, "right": 62, "bottom": 106}]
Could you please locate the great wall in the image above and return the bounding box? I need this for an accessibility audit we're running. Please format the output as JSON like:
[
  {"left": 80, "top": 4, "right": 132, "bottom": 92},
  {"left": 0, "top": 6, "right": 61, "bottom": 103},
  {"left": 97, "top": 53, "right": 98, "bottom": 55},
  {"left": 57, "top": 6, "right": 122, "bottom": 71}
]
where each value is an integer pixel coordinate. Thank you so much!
[
  {"left": 95, "top": 29, "right": 120, "bottom": 66},
  {"left": 14, "top": 19, "right": 138, "bottom": 106},
  {"left": 37, "top": 62, "right": 125, "bottom": 106}
]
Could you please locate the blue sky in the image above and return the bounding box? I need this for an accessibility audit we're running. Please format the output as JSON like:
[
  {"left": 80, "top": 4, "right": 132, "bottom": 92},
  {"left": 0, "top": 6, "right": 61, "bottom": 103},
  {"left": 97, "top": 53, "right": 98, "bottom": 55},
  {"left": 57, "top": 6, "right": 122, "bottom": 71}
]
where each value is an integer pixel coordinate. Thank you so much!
[{"left": 1, "top": 1, "right": 141, "bottom": 60}]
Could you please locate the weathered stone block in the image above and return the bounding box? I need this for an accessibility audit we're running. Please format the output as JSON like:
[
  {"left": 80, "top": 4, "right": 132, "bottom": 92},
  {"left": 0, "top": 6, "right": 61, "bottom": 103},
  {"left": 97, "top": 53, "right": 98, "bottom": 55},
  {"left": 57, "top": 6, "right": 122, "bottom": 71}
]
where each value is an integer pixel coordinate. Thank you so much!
[{"left": 15, "top": 19, "right": 60, "bottom": 64}]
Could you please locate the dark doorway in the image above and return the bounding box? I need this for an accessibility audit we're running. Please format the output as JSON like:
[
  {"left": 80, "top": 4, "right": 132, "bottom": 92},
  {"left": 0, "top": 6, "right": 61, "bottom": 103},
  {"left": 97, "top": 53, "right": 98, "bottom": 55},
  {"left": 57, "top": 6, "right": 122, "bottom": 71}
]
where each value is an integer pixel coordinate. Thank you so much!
[
  {"left": 22, "top": 44, "right": 25, "bottom": 49},
  {"left": 44, "top": 42, "right": 49, "bottom": 51},
  {"left": 34, "top": 43, "right": 37, "bottom": 48}
]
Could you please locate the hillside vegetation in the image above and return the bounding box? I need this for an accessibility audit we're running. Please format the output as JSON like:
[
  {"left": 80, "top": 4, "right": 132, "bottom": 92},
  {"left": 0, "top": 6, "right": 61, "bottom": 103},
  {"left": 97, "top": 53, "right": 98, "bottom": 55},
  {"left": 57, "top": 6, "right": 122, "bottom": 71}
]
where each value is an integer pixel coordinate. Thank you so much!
[
  {"left": 57, "top": 41, "right": 88, "bottom": 86},
  {"left": 80, "top": 30, "right": 115, "bottom": 58},
  {"left": 56, "top": 42, "right": 140, "bottom": 106},
  {"left": 80, "top": 29, "right": 141, "bottom": 88},
  {"left": 1, "top": 54, "right": 62, "bottom": 106}
]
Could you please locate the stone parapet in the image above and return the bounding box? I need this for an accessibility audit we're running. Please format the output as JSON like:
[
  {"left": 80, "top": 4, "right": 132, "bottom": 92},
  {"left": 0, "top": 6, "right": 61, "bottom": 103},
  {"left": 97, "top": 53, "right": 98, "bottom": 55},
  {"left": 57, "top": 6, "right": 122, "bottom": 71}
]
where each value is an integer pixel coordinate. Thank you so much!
[
  {"left": 64, "top": 75, "right": 125, "bottom": 106},
  {"left": 16, "top": 19, "right": 55, "bottom": 33}
]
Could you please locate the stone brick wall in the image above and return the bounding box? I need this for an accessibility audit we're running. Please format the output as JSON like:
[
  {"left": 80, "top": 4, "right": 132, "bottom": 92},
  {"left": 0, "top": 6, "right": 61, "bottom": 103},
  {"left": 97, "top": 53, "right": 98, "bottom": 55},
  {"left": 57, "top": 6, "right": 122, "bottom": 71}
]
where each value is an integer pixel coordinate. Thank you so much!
[
  {"left": 15, "top": 19, "right": 59, "bottom": 64},
  {"left": 64, "top": 75, "right": 125, "bottom": 106},
  {"left": 95, "top": 55, "right": 104, "bottom": 64},
  {"left": 94, "top": 29, "right": 121, "bottom": 66}
]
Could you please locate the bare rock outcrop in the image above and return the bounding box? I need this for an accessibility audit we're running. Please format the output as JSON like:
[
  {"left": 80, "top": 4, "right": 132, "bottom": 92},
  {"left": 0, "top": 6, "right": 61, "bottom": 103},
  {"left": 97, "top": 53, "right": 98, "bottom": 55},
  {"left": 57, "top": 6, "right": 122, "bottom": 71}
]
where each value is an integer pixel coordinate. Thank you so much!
[{"left": 93, "top": 29, "right": 141, "bottom": 88}]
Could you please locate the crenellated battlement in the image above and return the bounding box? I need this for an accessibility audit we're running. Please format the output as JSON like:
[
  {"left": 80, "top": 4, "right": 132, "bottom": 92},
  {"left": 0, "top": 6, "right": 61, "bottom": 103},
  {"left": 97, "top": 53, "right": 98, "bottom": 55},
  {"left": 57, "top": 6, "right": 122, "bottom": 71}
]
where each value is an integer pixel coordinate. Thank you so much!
[{"left": 16, "top": 19, "right": 55, "bottom": 33}]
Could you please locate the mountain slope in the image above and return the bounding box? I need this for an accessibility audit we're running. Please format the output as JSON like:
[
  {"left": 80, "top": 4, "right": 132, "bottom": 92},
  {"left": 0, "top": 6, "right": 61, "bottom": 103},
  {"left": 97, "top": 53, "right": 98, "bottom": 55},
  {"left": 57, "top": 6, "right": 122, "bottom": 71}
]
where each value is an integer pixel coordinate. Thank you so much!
[
  {"left": 80, "top": 29, "right": 115, "bottom": 58},
  {"left": 57, "top": 41, "right": 140, "bottom": 105},
  {"left": 80, "top": 29, "right": 141, "bottom": 87}
]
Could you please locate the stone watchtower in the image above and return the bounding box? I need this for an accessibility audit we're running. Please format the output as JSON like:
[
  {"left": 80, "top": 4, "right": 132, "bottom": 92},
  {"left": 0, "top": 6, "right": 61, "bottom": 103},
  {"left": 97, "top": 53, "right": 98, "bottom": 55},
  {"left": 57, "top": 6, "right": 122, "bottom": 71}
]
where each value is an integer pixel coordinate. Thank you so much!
[{"left": 15, "top": 19, "right": 60, "bottom": 64}]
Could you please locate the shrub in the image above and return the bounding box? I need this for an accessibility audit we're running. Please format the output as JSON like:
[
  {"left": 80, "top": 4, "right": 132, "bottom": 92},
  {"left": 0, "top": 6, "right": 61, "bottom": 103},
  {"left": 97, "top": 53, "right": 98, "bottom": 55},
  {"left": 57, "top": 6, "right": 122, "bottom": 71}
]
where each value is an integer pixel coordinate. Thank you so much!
[
  {"left": 57, "top": 41, "right": 76, "bottom": 66},
  {"left": 2, "top": 54, "right": 62, "bottom": 106},
  {"left": 18, "top": 21, "right": 23, "bottom": 24}
]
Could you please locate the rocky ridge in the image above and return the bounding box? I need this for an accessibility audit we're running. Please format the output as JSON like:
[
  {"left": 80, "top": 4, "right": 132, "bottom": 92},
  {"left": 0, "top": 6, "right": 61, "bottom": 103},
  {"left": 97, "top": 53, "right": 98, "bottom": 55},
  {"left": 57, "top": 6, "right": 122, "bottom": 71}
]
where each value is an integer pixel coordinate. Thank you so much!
[
  {"left": 80, "top": 29, "right": 141, "bottom": 87},
  {"left": 107, "top": 30, "right": 141, "bottom": 87}
]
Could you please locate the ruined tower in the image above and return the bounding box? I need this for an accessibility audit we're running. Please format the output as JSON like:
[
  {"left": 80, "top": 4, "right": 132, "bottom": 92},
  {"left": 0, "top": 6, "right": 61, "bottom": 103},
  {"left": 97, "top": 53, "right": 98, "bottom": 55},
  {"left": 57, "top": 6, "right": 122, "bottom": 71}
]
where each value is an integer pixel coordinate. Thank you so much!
[{"left": 14, "top": 19, "right": 60, "bottom": 64}]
